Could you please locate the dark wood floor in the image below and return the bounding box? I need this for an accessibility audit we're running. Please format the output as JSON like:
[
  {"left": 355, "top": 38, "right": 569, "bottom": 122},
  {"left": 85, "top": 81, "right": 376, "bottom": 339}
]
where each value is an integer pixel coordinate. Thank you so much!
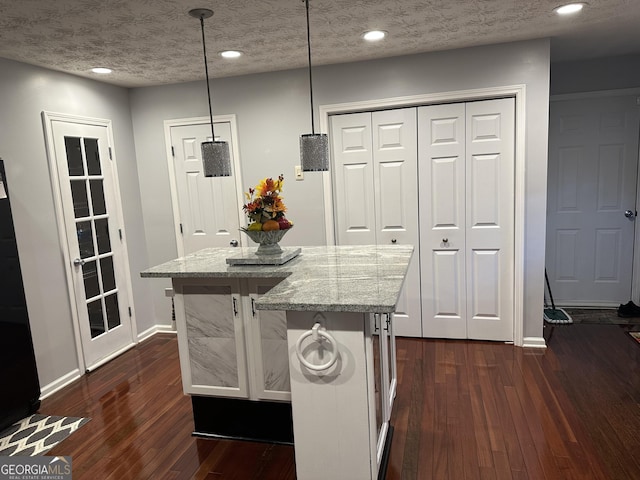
[{"left": 40, "top": 324, "right": 640, "bottom": 479}]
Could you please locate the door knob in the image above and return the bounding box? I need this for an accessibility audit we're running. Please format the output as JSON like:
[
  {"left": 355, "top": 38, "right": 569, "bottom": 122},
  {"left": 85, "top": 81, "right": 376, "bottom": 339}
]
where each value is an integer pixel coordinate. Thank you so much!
[
  {"left": 73, "top": 258, "right": 86, "bottom": 266},
  {"left": 442, "top": 238, "right": 449, "bottom": 244},
  {"left": 625, "top": 210, "right": 636, "bottom": 219},
  {"left": 230, "top": 239, "right": 239, "bottom": 247},
  {"left": 391, "top": 238, "right": 397, "bottom": 244}
]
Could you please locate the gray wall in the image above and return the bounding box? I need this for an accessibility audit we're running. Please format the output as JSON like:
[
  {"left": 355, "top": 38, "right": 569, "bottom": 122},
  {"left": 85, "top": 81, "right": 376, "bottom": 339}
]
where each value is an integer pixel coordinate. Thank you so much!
[
  {"left": 0, "top": 58, "right": 154, "bottom": 389},
  {"left": 131, "top": 38, "right": 551, "bottom": 340},
  {"left": 551, "top": 53, "right": 640, "bottom": 95}
]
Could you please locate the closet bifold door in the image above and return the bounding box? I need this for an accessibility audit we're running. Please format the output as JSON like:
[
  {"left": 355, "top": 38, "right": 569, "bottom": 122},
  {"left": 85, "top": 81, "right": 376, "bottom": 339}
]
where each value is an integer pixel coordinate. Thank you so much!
[
  {"left": 418, "top": 99, "right": 515, "bottom": 341},
  {"left": 330, "top": 109, "right": 422, "bottom": 337}
]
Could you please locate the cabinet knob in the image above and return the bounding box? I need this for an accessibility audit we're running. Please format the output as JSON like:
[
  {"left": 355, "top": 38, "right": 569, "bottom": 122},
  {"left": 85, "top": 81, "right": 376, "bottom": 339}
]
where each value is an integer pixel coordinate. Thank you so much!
[
  {"left": 391, "top": 238, "right": 397, "bottom": 244},
  {"left": 442, "top": 238, "right": 448, "bottom": 244},
  {"left": 230, "top": 239, "right": 239, "bottom": 247}
]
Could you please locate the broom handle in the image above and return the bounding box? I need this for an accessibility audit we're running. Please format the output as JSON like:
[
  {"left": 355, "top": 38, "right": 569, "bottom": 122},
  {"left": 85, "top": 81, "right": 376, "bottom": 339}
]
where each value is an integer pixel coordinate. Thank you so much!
[{"left": 544, "top": 268, "right": 557, "bottom": 310}]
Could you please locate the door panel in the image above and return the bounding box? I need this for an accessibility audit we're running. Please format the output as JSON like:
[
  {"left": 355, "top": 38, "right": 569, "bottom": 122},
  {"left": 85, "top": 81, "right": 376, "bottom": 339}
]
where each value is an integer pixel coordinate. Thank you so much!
[
  {"left": 419, "top": 98, "right": 514, "bottom": 341},
  {"left": 51, "top": 120, "right": 134, "bottom": 368},
  {"left": 332, "top": 109, "right": 422, "bottom": 337},
  {"left": 547, "top": 96, "right": 640, "bottom": 306},
  {"left": 465, "top": 99, "right": 514, "bottom": 341},
  {"left": 171, "top": 122, "right": 241, "bottom": 254},
  {"left": 419, "top": 103, "right": 467, "bottom": 338},
  {"left": 372, "top": 109, "right": 420, "bottom": 337}
]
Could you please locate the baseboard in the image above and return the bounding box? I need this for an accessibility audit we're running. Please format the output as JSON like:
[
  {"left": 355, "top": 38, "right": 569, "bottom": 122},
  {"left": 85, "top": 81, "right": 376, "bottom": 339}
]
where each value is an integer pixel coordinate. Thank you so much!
[
  {"left": 522, "top": 336, "right": 547, "bottom": 348},
  {"left": 39, "top": 327, "right": 176, "bottom": 400},
  {"left": 137, "top": 324, "right": 176, "bottom": 342},
  {"left": 39, "top": 368, "right": 82, "bottom": 400}
]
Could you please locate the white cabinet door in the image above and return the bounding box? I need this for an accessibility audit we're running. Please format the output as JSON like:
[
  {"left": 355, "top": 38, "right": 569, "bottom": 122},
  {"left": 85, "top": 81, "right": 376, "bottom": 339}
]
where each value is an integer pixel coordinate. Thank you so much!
[
  {"left": 170, "top": 122, "right": 242, "bottom": 254},
  {"left": 173, "top": 279, "right": 249, "bottom": 398},
  {"left": 332, "top": 108, "right": 422, "bottom": 337},
  {"left": 247, "top": 280, "right": 291, "bottom": 401},
  {"left": 419, "top": 99, "right": 515, "bottom": 341},
  {"left": 546, "top": 95, "right": 640, "bottom": 306}
]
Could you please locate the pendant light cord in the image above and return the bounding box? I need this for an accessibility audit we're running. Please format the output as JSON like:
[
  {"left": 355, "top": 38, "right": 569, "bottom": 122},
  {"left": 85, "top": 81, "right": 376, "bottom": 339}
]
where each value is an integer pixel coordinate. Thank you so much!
[
  {"left": 199, "top": 15, "right": 216, "bottom": 141},
  {"left": 305, "top": 0, "right": 316, "bottom": 135}
]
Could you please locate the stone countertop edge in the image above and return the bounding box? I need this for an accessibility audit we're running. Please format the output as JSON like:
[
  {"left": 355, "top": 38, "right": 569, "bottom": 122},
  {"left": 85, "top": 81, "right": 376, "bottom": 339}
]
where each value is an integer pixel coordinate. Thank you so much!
[{"left": 141, "top": 245, "right": 414, "bottom": 314}]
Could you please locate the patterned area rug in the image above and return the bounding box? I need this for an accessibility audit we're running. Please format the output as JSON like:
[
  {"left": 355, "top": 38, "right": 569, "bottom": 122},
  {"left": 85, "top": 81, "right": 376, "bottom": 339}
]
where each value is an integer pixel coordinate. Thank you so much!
[
  {"left": 562, "top": 308, "right": 640, "bottom": 325},
  {"left": 629, "top": 332, "right": 640, "bottom": 344},
  {"left": 0, "top": 414, "right": 90, "bottom": 456}
]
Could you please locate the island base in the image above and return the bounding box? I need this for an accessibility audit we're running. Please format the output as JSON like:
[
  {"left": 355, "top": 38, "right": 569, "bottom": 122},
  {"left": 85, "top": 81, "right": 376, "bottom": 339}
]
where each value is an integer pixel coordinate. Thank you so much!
[{"left": 191, "top": 396, "right": 294, "bottom": 445}]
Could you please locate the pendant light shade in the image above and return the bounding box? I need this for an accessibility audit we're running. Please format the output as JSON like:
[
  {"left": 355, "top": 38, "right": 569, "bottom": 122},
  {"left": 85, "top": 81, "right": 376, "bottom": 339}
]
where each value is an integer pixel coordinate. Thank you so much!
[
  {"left": 202, "top": 141, "right": 231, "bottom": 177},
  {"left": 300, "top": 133, "right": 328, "bottom": 171},
  {"left": 189, "top": 8, "right": 231, "bottom": 177},
  {"left": 300, "top": 0, "right": 329, "bottom": 172}
]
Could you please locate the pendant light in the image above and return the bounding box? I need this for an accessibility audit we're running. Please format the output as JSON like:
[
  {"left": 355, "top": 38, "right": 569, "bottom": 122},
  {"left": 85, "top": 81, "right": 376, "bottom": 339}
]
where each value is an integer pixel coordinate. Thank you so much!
[
  {"left": 189, "top": 8, "right": 231, "bottom": 177},
  {"left": 300, "top": 0, "right": 329, "bottom": 172}
]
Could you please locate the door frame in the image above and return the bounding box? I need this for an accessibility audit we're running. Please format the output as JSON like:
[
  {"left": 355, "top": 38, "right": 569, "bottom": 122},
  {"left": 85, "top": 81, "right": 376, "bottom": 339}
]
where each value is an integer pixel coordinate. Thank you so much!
[
  {"left": 163, "top": 115, "right": 245, "bottom": 257},
  {"left": 41, "top": 111, "right": 137, "bottom": 372},
  {"left": 549, "top": 87, "right": 640, "bottom": 306},
  {"left": 319, "top": 85, "right": 526, "bottom": 346}
]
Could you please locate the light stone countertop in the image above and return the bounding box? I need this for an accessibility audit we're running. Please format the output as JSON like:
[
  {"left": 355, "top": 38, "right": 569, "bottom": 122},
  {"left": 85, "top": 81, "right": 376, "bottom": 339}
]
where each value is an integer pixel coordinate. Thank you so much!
[{"left": 141, "top": 245, "right": 414, "bottom": 313}]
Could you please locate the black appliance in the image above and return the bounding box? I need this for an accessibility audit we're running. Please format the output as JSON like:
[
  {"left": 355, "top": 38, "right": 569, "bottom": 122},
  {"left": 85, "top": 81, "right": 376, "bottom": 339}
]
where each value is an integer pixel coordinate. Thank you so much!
[{"left": 0, "top": 158, "right": 41, "bottom": 432}]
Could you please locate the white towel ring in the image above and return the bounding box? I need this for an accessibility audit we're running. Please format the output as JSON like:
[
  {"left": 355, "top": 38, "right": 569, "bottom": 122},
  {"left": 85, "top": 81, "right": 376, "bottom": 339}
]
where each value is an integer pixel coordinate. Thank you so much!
[{"left": 295, "top": 322, "right": 338, "bottom": 371}]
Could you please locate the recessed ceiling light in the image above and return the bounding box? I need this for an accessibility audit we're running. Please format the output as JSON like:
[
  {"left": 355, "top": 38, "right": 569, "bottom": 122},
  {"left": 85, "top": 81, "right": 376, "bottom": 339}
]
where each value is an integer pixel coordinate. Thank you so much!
[
  {"left": 220, "top": 50, "right": 242, "bottom": 59},
  {"left": 91, "top": 67, "right": 112, "bottom": 74},
  {"left": 554, "top": 3, "right": 585, "bottom": 15},
  {"left": 363, "top": 30, "right": 386, "bottom": 42}
]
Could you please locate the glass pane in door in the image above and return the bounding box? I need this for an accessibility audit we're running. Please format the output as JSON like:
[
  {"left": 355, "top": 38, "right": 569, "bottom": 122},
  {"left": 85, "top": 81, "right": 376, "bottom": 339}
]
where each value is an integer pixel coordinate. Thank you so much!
[
  {"left": 65, "top": 137, "right": 84, "bottom": 176},
  {"left": 66, "top": 135, "right": 122, "bottom": 341}
]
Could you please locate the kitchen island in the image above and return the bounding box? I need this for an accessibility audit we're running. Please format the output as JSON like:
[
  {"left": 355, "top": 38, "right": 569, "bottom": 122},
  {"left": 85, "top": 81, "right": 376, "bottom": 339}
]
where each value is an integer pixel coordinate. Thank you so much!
[{"left": 141, "top": 245, "right": 413, "bottom": 480}]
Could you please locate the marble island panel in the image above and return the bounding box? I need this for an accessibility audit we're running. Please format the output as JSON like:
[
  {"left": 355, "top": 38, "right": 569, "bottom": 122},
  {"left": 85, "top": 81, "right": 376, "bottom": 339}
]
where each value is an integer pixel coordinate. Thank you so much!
[{"left": 141, "top": 245, "right": 414, "bottom": 314}]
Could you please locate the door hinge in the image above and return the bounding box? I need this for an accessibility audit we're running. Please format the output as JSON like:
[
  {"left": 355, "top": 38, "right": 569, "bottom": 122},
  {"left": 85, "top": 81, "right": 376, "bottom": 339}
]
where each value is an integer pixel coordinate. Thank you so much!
[
  {"left": 232, "top": 297, "right": 238, "bottom": 317},
  {"left": 118, "top": 228, "right": 123, "bottom": 240},
  {"left": 179, "top": 223, "right": 183, "bottom": 234},
  {"left": 171, "top": 146, "right": 175, "bottom": 157},
  {"left": 108, "top": 147, "right": 113, "bottom": 160},
  {"left": 251, "top": 297, "right": 257, "bottom": 317},
  {"left": 128, "top": 307, "right": 132, "bottom": 317}
]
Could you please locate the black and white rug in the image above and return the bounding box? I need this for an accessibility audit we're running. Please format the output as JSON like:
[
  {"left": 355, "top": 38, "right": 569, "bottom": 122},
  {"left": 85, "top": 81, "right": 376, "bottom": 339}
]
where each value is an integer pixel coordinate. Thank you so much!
[{"left": 0, "top": 414, "right": 90, "bottom": 456}]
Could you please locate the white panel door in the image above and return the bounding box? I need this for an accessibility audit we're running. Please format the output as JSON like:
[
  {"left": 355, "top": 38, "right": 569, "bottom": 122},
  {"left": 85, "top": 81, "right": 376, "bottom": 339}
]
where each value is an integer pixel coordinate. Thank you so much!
[
  {"left": 170, "top": 122, "right": 242, "bottom": 254},
  {"left": 465, "top": 99, "right": 514, "bottom": 341},
  {"left": 50, "top": 120, "right": 135, "bottom": 368},
  {"left": 419, "top": 99, "right": 515, "bottom": 341},
  {"left": 372, "top": 109, "right": 421, "bottom": 337},
  {"left": 546, "top": 96, "right": 640, "bottom": 306},
  {"left": 418, "top": 103, "right": 467, "bottom": 338},
  {"left": 331, "top": 109, "right": 422, "bottom": 337}
]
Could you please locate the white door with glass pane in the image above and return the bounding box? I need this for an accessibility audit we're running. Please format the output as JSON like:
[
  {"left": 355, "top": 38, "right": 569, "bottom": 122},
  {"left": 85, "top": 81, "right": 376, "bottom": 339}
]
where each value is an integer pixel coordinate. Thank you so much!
[
  {"left": 418, "top": 98, "right": 515, "bottom": 341},
  {"left": 331, "top": 108, "right": 422, "bottom": 337},
  {"left": 169, "top": 120, "right": 243, "bottom": 255},
  {"left": 47, "top": 117, "right": 135, "bottom": 369}
]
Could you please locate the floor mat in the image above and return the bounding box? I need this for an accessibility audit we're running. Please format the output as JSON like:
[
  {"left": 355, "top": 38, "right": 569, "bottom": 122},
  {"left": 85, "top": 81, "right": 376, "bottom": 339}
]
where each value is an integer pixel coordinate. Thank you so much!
[{"left": 0, "top": 414, "right": 90, "bottom": 456}]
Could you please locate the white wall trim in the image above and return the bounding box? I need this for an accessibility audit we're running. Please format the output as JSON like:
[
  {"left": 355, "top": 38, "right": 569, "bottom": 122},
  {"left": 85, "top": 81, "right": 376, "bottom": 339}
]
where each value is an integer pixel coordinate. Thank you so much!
[
  {"left": 137, "top": 324, "right": 176, "bottom": 342},
  {"left": 522, "top": 337, "right": 547, "bottom": 349},
  {"left": 318, "top": 85, "right": 527, "bottom": 347},
  {"left": 163, "top": 115, "right": 244, "bottom": 257},
  {"left": 39, "top": 368, "right": 82, "bottom": 400}
]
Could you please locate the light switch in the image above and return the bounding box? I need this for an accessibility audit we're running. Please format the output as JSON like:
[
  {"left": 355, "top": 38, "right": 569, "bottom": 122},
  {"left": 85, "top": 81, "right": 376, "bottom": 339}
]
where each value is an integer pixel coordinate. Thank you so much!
[{"left": 295, "top": 165, "right": 304, "bottom": 180}]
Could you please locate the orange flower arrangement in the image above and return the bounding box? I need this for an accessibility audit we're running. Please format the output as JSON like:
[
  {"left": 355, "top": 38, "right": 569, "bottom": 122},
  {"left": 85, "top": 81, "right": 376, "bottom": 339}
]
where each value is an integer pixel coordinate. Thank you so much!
[{"left": 242, "top": 174, "right": 293, "bottom": 231}]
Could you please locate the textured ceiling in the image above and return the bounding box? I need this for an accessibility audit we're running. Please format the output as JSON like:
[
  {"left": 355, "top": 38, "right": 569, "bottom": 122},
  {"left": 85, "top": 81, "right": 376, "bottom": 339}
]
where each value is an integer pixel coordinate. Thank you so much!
[{"left": 0, "top": 0, "right": 639, "bottom": 88}]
